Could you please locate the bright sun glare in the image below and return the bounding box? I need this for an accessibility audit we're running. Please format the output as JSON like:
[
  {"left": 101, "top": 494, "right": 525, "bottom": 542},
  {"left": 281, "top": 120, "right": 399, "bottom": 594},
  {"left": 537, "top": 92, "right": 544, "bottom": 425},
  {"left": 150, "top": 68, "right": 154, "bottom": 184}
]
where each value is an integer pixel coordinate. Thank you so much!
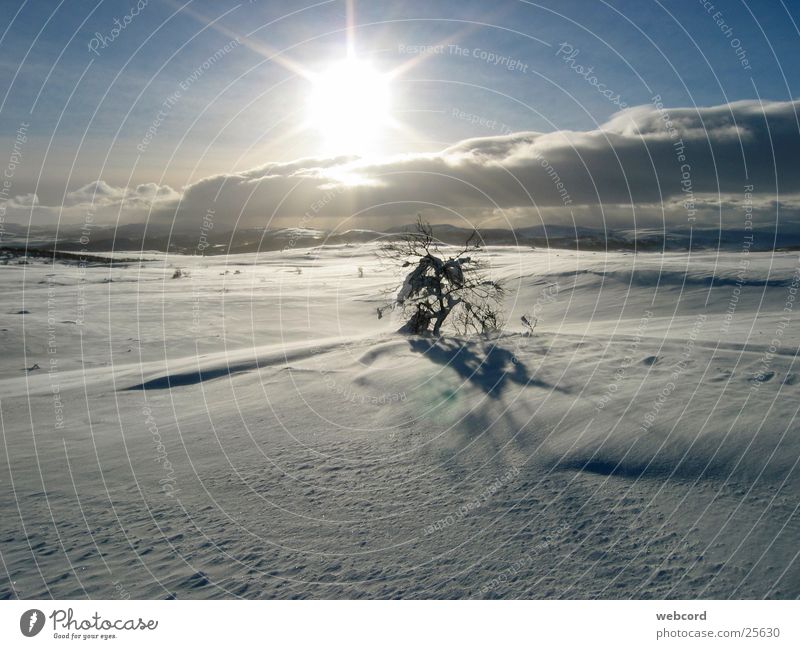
[{"left": 306, "top": 58, "right": 391, "bottom": 154}]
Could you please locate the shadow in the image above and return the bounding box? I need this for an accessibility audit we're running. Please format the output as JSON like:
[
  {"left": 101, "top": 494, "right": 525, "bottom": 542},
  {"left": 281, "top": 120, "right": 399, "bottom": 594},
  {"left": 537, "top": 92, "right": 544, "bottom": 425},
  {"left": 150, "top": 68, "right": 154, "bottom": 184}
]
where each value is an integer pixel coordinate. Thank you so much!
[
  {"left": 125, "top": 362, "right": 255, "bottom": 390},
  {"left": 407, "top": 336, "right": 565, "bottom": 399}
]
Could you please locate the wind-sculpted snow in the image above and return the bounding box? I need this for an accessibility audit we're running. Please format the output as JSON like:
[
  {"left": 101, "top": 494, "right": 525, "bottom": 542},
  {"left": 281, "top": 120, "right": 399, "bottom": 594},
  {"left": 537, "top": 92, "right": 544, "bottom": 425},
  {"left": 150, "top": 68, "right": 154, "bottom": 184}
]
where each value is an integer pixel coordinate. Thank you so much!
[
  {"left": 1, "top": 245, "right": 799, "bottom": 598},
  {"left": 551, "top": 268, "right": 794, "bottom": 288}
]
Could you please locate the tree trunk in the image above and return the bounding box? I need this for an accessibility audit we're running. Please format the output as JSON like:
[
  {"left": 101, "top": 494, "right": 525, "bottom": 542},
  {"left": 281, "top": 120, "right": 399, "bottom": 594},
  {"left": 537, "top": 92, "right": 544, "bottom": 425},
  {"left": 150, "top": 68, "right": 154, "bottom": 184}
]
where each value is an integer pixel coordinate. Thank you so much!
[
  {"left": 432, "top": 308, "right": 450, "bottom": 336},
  {"left": 401, "top": 307, "right": 432, "bottom": 334}
]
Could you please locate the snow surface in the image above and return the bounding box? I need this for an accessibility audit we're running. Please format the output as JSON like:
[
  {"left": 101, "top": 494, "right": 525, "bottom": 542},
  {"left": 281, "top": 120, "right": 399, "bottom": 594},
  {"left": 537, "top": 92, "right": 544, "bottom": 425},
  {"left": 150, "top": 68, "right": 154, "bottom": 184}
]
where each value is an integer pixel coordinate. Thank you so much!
[{"left": 1, "top": 244, "right": 799, "bottom": 598}]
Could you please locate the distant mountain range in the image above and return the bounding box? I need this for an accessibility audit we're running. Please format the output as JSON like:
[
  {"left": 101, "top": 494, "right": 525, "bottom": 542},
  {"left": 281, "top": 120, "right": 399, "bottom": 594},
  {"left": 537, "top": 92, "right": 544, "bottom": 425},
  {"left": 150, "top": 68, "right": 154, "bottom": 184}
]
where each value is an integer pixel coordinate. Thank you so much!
[{"left": 2, "top": 221, "right": 799, "bottom": 254}]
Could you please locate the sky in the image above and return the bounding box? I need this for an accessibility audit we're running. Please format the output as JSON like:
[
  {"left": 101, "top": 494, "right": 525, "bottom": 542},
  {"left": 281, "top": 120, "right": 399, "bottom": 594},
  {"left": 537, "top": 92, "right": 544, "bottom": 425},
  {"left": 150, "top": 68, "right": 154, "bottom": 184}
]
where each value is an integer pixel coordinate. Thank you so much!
[{"left": 1, "top": 0, "right": 800, "bottom": 233}]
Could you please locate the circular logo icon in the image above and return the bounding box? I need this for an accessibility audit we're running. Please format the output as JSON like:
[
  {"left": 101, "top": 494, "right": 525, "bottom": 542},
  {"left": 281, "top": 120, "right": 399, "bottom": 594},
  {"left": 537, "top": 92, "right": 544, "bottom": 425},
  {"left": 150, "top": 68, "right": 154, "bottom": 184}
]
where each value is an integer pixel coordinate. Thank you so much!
[{"left": 20, "top": 609, "right": 45, "bottom": 637}]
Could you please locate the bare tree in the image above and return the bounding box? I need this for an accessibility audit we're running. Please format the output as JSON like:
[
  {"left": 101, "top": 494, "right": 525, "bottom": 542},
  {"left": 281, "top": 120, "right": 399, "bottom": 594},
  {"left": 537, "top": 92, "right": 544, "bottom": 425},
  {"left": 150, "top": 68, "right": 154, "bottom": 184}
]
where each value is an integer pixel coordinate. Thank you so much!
[{"left": 377, "top": 217, "right": 504, "bottom": 336}]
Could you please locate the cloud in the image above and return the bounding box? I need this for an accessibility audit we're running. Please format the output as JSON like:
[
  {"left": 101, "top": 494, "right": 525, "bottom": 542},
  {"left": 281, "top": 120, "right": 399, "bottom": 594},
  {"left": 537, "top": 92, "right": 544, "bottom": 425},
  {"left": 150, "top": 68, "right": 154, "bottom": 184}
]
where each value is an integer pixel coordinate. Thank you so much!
[
  {"left": 7, "top": 193, "right": 39, "bottom": 209},
  {"left": 3, "top": 181, "right": 180, "bottom": 225},
  {"left": 62, "top": 180, "right": 126, "bottom": 206},
  {"left": 9, "top": 98, "right": 800, "bottom": 231}
]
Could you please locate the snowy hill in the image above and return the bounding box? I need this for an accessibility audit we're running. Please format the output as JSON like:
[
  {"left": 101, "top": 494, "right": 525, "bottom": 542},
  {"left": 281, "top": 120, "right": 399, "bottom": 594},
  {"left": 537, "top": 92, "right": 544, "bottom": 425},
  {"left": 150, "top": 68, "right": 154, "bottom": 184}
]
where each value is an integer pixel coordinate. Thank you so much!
[{"left": 1, "top": 244, "right": 799, "bottom": 598}]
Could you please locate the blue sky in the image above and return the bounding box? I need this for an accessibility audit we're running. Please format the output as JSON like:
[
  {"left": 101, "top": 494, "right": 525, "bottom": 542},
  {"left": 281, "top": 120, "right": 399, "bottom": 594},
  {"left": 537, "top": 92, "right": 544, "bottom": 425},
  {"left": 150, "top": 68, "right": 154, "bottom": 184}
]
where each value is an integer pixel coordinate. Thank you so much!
[{"left": 2, "top": 0, "right": 799, "bottom": 229}]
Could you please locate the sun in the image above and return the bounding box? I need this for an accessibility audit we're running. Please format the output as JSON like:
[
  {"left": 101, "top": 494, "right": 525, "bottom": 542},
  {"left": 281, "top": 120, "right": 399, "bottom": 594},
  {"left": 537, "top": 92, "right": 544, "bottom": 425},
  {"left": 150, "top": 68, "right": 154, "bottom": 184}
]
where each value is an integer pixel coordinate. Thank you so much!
[{"left": 306, "top": 58, "right": 391, "bottom": 155}]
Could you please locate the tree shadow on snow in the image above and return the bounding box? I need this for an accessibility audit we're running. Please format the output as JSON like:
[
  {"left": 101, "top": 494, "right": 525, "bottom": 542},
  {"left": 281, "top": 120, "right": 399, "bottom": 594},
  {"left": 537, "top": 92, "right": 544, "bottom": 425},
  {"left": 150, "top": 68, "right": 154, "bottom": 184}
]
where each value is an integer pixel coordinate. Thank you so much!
[{"left": 407, "top": 336, "right": 564, "bottom": 399}]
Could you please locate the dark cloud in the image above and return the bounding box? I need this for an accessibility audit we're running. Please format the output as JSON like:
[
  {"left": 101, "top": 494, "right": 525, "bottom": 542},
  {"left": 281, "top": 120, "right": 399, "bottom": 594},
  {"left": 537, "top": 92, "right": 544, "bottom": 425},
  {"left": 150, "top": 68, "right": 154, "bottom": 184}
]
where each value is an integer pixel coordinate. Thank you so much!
[{"left": 11, "top": 99, "right": 800, "bottom": 231}]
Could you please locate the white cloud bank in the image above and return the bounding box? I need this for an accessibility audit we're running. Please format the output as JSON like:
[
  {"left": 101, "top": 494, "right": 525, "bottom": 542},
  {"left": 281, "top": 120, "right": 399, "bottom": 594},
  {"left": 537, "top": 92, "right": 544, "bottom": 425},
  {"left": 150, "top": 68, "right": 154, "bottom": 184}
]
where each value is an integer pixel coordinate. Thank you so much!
[{"left": 8, "top": 98, "right": 800, "bottom": 231}]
